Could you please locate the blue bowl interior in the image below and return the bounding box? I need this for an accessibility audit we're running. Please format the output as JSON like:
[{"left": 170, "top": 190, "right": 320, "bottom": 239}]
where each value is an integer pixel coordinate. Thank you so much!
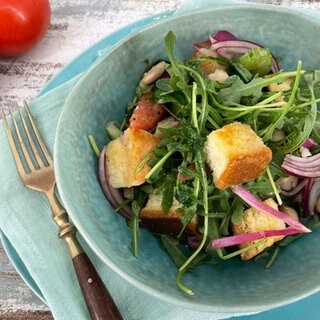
[{"left": 55, "top": 4, "right": 320, "bottom": 313}]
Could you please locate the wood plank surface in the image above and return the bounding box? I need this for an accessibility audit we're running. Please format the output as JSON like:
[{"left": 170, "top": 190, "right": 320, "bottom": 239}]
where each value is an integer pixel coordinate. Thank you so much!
[{"left": 0, "top": 0, "right": 319, "bottom": 318}]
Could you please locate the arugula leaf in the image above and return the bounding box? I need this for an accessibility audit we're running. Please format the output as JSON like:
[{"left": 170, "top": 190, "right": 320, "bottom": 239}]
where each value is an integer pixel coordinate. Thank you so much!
[
  {"left": 164, "top": 31, "right": 190, "bottom": 99},
  {"left": 311, "top": 111, "right": 320, "bottom": 143},
  {"left": 230, "top": 61, "right": 253, "bottom": 83},
  {"left": 154, "top": 173, "right": 176, "bottom": 213},
  {"left": 231, "top": 198, "right": 244, "bottom": 225},
  {"left": 161, "top": 235, "right": 188, "bottom": 267},
  {"left": 218, "top": 71, "right": 297, "bottom": 104},
  {"left": 272, "top": 70, "right": 318, "bottom": 154}
]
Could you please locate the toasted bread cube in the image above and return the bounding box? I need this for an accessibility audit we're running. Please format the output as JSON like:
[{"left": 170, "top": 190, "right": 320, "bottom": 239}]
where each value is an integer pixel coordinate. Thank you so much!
[
  {"left": 268, "top": 77, "right": 293, "bottom": 92},
  {"left": 267, "top": 77, "right": 293, "bottom": 101},
  {"left": 231, "top": 198, "right": 285, "bottom": 260},
  {"left": 140, "top": 195, "right": 198, "bottom": 236},
  {"left": 205, "top": 122, "right": 272, "bottom": 189},
  {"left": 190, "top": 50, "right": 226, "bottom": 75},
  {"left": 105, "top": 128, "right": 159, "bottom": 188}
]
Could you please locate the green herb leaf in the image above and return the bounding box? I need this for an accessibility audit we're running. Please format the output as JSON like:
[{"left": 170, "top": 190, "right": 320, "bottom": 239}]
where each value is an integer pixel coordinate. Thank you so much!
[{"left": 161, "top": 235, "right": 188, "bottom": 267}]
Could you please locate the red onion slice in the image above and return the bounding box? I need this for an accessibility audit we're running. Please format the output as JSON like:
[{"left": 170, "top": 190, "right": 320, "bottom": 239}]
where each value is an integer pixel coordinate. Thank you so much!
[
  {"left": 98, "top": 147, "right": 132, "bottom": 219},
  {"left": 193, "top": 39, "right": 212, "bottom": 50},
  {"left": 306, "top": 180, "right": 320, "bottom": 216},
  {"left": 216, "top": 46, "right": 252, "bottom": 59},
  {"left": 211, "top": 30, "right": 238, "bottom": 42},
  {"left": 211, "top": 40, "right": 279, "bottom": 73},
  {"left": 212, "top": 227, "right": 301, "bottom": 249},
  {"left": 231, "top": 185, "right": 311, "bottom": 233},
  {"left": 283, "top": 157, "right": 320, "bottom": 168},
  {"left": 282, "top": 161, "right": 320, "bottom": 172},
  {"left": 284, "top": 153, "right": 320, "bottom": 164},
  {"left": 193, "top": 30, "right": 238, "bottom": 50},
  {"left": 281, "top": 163, "right": 320, "bottom": 178},
  {"left": 197, "top": 47, "right": 219, "bottom": 57},
  {"left": 302, "top": 138, "right": 318, "bottom": 148},
  {"left": 280, "top": 179, "right": 308, "bottom": 197},
  {"left": 304, "top": 178, "right": 314, "bottom": 216}
]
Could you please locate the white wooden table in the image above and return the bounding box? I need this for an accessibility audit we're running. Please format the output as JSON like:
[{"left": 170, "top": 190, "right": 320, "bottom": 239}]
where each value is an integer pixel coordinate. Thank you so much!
[{"left": 0, "top": 0, "right": 319, "bottom": 319}]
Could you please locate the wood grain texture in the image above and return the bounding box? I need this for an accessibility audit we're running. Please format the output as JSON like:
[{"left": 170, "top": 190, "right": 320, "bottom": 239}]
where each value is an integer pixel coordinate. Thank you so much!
[
  {"left": 0, "top": 241, "right": 52, "bottom": 318},
  {"left": 72, "top": 252, "right": 124, "bottom": 320},
  {"left": 0, "top": 0, "right": 318, "bottom": 318}
]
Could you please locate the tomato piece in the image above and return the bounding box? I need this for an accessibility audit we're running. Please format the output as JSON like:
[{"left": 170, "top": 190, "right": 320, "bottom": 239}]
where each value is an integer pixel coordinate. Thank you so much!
[
  {"left": 129, "top": 92, "right": 166, "bottom": 130},
  {"left": 0, "top": 0, "right": 51, "bottom": 57}
]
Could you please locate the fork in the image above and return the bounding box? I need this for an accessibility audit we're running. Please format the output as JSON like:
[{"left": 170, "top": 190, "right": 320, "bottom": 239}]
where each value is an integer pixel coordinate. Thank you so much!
[{"left": 1, "top": 102, "right": 123, "bottom": 320}]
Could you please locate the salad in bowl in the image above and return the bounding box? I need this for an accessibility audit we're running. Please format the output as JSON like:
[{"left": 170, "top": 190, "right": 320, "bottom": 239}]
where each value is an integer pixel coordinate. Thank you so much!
[{"left": 91, "top": 30, "right": 320, "bottom": 295}]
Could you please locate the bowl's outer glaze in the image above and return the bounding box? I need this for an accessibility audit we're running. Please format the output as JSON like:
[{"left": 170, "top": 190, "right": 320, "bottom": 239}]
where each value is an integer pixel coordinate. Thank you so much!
[{"left": 55, "top": 4, "right": 320, "bottom": 313}]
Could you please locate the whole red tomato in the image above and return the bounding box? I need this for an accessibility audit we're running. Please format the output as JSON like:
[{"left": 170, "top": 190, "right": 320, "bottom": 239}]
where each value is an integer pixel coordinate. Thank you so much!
[{"left": 0, "top": 0, "right": 51, "bottom": 57}]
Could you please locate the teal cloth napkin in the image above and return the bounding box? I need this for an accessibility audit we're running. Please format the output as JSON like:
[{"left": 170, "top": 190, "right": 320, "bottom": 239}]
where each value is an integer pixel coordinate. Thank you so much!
[
  {"left": 0, "top": 73, "right": 253, "bottom": 320},
  {"left": 1, "top": 0, "right": 317, "bottom": 319}
]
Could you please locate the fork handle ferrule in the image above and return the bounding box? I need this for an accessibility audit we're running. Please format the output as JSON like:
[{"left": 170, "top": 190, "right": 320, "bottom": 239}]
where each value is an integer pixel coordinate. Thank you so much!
[{"left": 61, "top": 228, "right": 83, "bottom": 258}]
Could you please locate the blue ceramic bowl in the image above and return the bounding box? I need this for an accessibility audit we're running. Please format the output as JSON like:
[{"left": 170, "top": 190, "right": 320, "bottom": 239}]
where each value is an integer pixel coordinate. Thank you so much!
[{"left": 55, "top": 3, "right": 320, "bottom": 313}]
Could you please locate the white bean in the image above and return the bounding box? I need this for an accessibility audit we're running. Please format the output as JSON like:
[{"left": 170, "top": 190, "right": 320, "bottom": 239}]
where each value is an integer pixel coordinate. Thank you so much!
[
  {"left": 207, "top": 69, "right": 229, "bottom": 83},
  {"left": 271, "top": 129, "right": 285, "bottom": 142},
  {"left": 139, "top": 61, "right": 168, "bottom": 87},
  {"left": 277, "top": 175, "right": 299, "bottom": 191}
]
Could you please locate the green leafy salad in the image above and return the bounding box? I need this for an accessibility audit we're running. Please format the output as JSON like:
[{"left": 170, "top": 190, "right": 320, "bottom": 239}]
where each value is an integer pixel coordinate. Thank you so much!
[{"left": 91, "top": 30, "right": 320, "bottom": 295}]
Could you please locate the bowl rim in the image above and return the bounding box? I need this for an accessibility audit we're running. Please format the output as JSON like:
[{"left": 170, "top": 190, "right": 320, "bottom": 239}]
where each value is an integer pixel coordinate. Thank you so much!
[{"left": 54, "top": 3, "right": 320, "bottom": 313}]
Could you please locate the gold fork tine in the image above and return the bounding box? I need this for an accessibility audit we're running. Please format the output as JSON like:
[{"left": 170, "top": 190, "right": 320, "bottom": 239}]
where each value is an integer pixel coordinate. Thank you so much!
[
  {"left": 1, "top": 107, "right": 29, "bottom": 178},
  {"left": 18, "top": 106, "right": 46, "bottom": 168},
  {"left": 1, "top": 103, "right": 123, "bottom": 320},
  {"left": 23, "top": 101, "right": 53, "bottom": 166},
  {"left": 9, "top": 108, "right": 36, "bottom": 172}
]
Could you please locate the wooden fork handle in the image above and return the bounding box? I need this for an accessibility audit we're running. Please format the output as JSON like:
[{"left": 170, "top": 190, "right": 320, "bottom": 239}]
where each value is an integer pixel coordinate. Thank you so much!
[
  {"left": 47, "top": 191, "right": 123, "bottom": 320},
  {"left": 72, "top": 251, "right": 124, "bottom": 320}
]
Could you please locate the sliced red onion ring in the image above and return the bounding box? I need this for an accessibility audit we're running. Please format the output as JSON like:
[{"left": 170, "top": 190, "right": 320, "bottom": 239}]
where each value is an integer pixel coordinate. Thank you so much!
[
  {"left": 193, "top": 39, "right": 212, "bottom": 50},
  {"left": 211, "top": 30, "right": 238, "bottom": 42},
  {"left": 283, "top": 161, "right": 320, "bottom": 172},
  {"left": 281, "top": 163, "right": 320, "bottom": 178},
  {"left": 284, "top": 153, "right": 320, "bottom": 164},
  {"left": 282, "top": 154, "right": 320, "bottom": 178},
  {"left": 232, "top": 185, "right": 310, "bottom": 233},
  {"left": 302, "top": 138, "right": 318, "bottom": 148},
  {"left": 212, "top": 227, "right": 302, "bottom": 249},
  {"left": 283, "top": 157, "right": 320, "bottom": 168},
  {"left": 197, "top": 47, "right": 219, "bottom": 57},
  {"left": 211, "top": 40, "right": 279, "bottom": 73},
  {"left": 98, "top": 147, "right": 132, "bottom": 219},
  {"left": 193, "top": 30, "right": 238, "bottom": 50},
  {"left": 304, "top": 178, "right": 314, "bottom": 216},
  {"left": 280, "top": 179, "right": 308, "bottom": 197},
  {"left": 308, "top": 181, "right": 320, "bottom": 215},
  {"left": 216, "top": 46, "right": 252, "bottom": 60}
]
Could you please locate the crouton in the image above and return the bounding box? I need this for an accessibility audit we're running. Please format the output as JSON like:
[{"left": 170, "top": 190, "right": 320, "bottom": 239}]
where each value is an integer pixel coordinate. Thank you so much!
[
  {"left": 268, "top": 77, "right": 293, "bottom": 92},
  {"left": 140, "top": 194, "right": 198, "bottom": 236},
  {"left": 205, "top": 122, "right": 272, "bottom": 189},
  {"left": 267, "top": 77, "right": 293, "bottom": 101},
  {"left": 231, "top": 198, "right": 285, "bottom": 260},
  {"left": 190, "top": 50, "right": 226, "bottom": 76},
  {"left": 105, "top": 128, "right": 159, "bottom": 188}
]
